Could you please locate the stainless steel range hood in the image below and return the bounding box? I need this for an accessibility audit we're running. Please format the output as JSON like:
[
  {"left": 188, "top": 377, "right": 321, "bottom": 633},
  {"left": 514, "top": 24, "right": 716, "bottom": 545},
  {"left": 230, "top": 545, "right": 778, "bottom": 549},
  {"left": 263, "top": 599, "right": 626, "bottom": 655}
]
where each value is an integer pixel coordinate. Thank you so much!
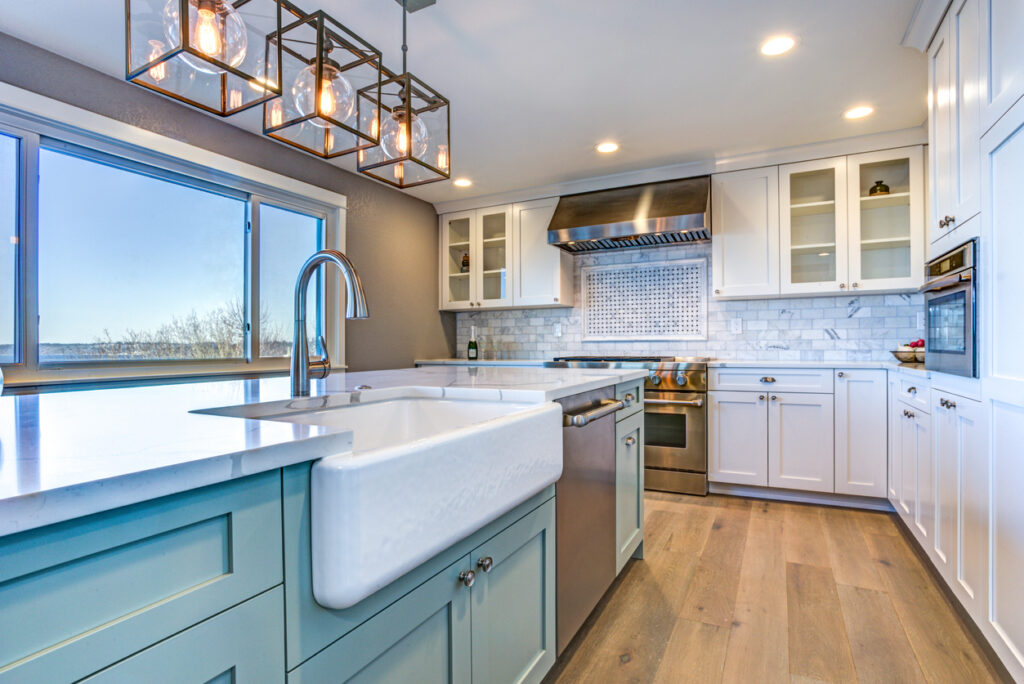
[{"left": 546, "top": 176, "right": 710, "bottom": 253}]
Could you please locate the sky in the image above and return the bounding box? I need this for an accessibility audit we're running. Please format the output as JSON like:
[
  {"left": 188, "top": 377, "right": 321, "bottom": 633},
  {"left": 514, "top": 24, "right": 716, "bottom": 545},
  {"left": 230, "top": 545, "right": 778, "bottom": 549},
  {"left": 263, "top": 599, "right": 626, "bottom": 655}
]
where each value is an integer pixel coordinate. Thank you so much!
[{"left": 0, "top": 142, "right": 320, "bottom": 356}]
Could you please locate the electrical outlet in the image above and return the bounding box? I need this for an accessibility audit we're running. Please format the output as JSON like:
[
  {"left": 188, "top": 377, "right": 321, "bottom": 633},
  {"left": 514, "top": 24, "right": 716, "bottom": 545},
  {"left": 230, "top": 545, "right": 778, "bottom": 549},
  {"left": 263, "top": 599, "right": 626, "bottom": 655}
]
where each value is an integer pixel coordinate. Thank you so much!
[
  {"left": 554, "top": 323, "right": 562, "bottom": 337},
  {"left": 917, "top": 312, "right": 925, "bottom": 330},
  {"left": 730, "top": 318, "right": 743, "bottom": 334}
]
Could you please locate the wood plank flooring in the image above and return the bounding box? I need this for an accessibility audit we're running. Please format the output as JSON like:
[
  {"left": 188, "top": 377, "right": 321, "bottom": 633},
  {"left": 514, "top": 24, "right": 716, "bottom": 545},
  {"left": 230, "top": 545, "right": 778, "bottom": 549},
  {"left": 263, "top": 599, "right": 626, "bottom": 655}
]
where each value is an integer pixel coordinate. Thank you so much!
[{"left": 545, "top": 493, "right": 1005, "bottom": 684}]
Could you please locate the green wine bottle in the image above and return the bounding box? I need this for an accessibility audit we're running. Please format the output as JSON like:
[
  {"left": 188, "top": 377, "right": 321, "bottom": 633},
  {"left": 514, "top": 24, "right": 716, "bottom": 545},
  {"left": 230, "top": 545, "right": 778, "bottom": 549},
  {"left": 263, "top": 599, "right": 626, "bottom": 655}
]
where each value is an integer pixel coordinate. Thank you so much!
[{"left": 468, "top": 325, "right": 479, "bottom": 361}]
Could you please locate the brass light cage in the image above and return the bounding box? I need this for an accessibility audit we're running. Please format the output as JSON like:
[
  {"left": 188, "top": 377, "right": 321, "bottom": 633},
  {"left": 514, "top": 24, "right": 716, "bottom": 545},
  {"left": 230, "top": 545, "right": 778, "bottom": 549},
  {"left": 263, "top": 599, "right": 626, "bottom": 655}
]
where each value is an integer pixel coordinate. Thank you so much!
[
  {"left": 262, "top": 9, "right": 383, "bottom": 159},
  {"left": 356, "top": 0, "right": 451, "bottom": 188},
  {"left": 125, "top": 0, "right": 290, "bottom": 116}
]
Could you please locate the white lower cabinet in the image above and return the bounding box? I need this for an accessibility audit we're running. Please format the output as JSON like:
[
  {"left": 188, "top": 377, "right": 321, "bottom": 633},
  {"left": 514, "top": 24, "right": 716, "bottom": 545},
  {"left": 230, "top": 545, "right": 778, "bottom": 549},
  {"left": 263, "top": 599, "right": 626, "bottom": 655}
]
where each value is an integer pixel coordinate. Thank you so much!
[
  {"left": 708, "top": 391, "right": 768, "bottom": 486},
  {"left": 834, "top": 369, "right": 888, "bottom": 497},
  {"left": 767, "top": 392, "right": 834, "bottom": 493}
]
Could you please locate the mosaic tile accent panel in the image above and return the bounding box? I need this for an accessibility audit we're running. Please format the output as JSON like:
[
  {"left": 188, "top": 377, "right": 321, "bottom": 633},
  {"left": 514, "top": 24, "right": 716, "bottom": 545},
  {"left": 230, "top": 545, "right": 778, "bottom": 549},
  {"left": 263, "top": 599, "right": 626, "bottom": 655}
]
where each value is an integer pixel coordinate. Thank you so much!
[{"left": 455, "top": 243, "right": 924, "bottom": 362}]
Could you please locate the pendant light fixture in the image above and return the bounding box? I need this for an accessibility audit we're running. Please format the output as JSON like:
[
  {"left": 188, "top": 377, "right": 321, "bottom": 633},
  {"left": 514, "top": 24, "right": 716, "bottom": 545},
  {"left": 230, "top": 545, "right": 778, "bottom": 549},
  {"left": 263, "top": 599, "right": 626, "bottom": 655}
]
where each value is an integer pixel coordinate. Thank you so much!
[
  {"left": 125, "top": 0, "right": 287, "bottom": 116},
  {"left": 263, "top": 10, "right": 383, "bottom": 158},
  {"left": 357, "top": 0, "right": 450, "bottom": 188}
]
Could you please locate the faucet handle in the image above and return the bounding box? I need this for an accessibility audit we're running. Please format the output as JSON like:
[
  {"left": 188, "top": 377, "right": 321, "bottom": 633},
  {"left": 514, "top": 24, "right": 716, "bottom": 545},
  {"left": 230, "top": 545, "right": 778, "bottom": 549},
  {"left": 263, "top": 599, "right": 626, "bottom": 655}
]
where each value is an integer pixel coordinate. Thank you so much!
[{"left": 309, "top": 335, "right": 331, "bottom": 379}]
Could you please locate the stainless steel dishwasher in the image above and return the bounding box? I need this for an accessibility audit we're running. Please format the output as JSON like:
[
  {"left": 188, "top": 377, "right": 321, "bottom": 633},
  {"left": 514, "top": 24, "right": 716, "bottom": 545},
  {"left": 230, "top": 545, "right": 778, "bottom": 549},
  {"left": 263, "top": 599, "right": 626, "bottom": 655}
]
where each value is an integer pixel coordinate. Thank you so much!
[{"left": 555, "top": 386, "right": 624, "bottom": 655}]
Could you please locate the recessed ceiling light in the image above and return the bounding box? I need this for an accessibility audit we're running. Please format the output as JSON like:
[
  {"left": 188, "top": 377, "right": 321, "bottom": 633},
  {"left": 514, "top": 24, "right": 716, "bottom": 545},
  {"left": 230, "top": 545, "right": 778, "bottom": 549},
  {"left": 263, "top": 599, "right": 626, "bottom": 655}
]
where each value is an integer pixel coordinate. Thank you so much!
[
  {"left": 596, "top": 141, "right": 620, "bottom": 154},
  {"left": 760, "top": 36, "right": 795, "bottom": 56},
  {"left": 453, "top": 178, "right": 472, "bottom": 188},
  {"left": 844, "top": 105, "right": 874, "bottom": 120}
]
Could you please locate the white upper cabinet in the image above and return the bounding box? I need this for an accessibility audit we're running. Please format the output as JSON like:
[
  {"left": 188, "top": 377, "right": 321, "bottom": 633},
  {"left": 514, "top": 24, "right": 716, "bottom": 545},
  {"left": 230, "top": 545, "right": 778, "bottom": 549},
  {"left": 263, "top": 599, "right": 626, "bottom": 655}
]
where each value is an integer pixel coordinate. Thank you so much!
[
  {"left": 980, "top": 0, "right": 1024, "bottom": 132},
  {"left": 511, "top": 198, "right": 573, "bottom": 308},
  {"left": 929, "top": 0, "right": 982, "bottom": 252},
  {"left": 711, "top": 167, "right": 780, "bottom": 299},
  {"left": 779, "top": 157, "right": 849, "bottom": 294},
  {"left": 846, "top": 147, "right": 925, "bottom": 292},
  {"left": 439, "top": 200, "right": 572, "bottom": 311}
]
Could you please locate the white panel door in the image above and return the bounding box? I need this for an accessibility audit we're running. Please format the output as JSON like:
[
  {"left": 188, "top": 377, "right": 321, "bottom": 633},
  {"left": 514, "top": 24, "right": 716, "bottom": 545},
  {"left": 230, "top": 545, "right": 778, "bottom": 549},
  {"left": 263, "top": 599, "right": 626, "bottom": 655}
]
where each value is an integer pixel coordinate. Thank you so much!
[
  {"left": 834, "top": 369, "right": 888, "bottom": 497},
  {"left": 768, "top": 392, "right": 834, "bottom": 493},
  {"left": 952, "top": 395, "right": 988, "bottom": 622},
  {"left": 979, "top": 0, "right": 1024, "bottom": 132},
  {"left": 931, "top": 390, "right": 959, "bottom": 581},
  {"left": 981, "top": 93, "right": 1024, "bottom": 682},
  {"left": 929, "top": 21, "right": 954, "bottom": 245},
  {"left": 888, "top": 375, "right": 902, "bottom": 508},
  {"left": 511, "top": 198, "right": 572, "bottom": 308},
  {"left": 951, "top": 0, "right": 982, "bottom": 226},
  {"left": 440, "top": 211, "right": 476, "bottom": 310},
  {"left": 475, "top": 205, "right": 514, "bottom": 309},
  {"left": 708, "top": 391, "right": 768, "bottom": 486},
  {"left": 779, "top": 157, "right": 849, "bottom": 295},
  {"left": 711, "top": 167, "right": 780, "bottom": 298}
]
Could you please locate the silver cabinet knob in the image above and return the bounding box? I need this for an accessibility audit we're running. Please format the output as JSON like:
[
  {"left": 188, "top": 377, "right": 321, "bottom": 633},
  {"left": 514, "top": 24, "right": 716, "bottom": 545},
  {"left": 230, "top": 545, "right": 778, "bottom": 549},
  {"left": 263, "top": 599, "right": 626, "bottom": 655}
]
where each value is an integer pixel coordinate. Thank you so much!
[
  {"left": 624, "top": 393, "right": 635, "bottom": 406},
  {"left": 908, "top": 387, "right": 917, "bottom": 394},
  {"left": 760, "top": 376, "right": 776, "bottom": 383},
  {"left": 625, "top": 436, "right": 637, "bottom": 446},
  {"left": 771, "top": 395, "right": 778, "bottom": 401},
  {"left": 459, "top": 570, "right": 476, "bottom": 587},
  {"left": 714, "top": 289, "right": 721, "bottom": 295},
  {"left": 759, "top": 394, "right": 766, "bottom": 400},
  {"left": 852, "top": 282, "right": 860, "bottom": 288},
  {"left": 477, "top": 557, "right": 493, "bottom": 573},
  {"left": 554, "top": 297, "right": 559, "bottom": 302},
  {"left": 837, "top": 372, "right": 845, "bottom": 378},
  {"left": 840, "top": 283, "right": 847, "bottom": 289}
]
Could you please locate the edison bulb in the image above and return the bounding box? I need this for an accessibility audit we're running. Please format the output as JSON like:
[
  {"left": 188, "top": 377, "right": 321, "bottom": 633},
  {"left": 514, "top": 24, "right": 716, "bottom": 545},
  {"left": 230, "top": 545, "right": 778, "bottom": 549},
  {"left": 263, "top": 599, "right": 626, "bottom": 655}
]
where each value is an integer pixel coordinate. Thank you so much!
[
  {"left": 381, "top": 110, "right": 428, "bottom": 159},
  {"left": 163, "top": 0, "right": 247, "bottom": 75},
  {"left": 146, "top": 40, "right": 168, "bottom": 82},
  {"left": 292, "top": 63, "right": 354, "bottom": 127}
]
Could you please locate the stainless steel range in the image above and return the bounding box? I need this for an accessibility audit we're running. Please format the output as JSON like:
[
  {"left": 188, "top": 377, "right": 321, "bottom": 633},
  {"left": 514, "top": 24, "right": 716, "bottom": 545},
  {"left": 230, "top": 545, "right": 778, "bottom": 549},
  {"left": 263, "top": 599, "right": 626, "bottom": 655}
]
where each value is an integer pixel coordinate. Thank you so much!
[{"left": 545, "top": 356, "right": 709, "bottom": 495}]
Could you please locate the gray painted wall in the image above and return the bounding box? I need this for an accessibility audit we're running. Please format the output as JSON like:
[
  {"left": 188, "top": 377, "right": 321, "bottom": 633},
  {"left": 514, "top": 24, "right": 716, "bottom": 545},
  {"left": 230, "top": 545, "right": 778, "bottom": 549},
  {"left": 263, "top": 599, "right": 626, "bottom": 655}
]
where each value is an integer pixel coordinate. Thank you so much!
[{"left": 0, "top": 31, "right": 455, "bottom": 371}]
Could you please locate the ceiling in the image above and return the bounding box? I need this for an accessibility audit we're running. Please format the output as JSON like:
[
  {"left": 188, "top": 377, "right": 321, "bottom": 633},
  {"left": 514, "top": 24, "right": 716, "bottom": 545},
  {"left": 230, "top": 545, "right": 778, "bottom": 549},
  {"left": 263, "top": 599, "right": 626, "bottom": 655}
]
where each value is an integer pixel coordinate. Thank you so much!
[{"left": 0, "top": 1, "right": 927, "bottom": 206}]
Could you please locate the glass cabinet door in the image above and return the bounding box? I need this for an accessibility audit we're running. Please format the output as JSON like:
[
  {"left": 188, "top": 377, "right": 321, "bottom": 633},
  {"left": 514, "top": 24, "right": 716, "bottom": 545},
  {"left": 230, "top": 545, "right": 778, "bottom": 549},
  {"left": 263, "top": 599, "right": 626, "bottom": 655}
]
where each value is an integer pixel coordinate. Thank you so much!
[
  {"left": 847, "top": 147, "right": 924, "bottom": 292},
  {"left": 779, "top": 157, "right": 848, "bottom": 294},
  {"left": 443, "top": 211, "right": 474, "bottom": 308},
  {"left": 475, "top": 206, "right": 513, "bottom": 308}
]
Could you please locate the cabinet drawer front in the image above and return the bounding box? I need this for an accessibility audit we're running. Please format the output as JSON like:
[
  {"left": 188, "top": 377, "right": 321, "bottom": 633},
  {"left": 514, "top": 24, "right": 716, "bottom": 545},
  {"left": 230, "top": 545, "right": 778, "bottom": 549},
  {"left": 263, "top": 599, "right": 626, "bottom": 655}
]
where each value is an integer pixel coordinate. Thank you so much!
[
  {"left": 471, "top": 498, "right": 557, "bottom": 684},
  {"left": 709, "top": 367, "right": 833, "bottom": 394},
  {"left": 82, "top": 588, "right": 284, "bottom": 683},
  {"left": 897, "top": 376, "right": 930, "bottom": 412},
  {"left": 0, "top": 471, "right": 282, "bottom": 684},
  {"left": 288, "top": 558, "right": 472, "bottom": 684},
  {"left": 615, "top": 380, "right": 644, "bottom": 420}
]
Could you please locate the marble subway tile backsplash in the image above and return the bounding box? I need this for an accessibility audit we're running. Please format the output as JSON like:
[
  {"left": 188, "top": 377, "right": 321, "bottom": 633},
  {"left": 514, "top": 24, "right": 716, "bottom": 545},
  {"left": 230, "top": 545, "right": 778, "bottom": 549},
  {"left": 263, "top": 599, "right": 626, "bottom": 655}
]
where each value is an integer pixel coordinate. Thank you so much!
[{"left": 456, "top": 243, "right": 924, "bottom": 362}]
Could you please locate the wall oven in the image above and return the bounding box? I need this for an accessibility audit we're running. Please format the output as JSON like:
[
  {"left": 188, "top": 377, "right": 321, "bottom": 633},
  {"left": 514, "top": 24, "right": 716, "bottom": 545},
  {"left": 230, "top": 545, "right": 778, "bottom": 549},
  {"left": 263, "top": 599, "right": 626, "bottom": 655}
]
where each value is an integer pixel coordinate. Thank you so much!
[{"left": 922, "top": 239, "right": 977, "bottom": 378}]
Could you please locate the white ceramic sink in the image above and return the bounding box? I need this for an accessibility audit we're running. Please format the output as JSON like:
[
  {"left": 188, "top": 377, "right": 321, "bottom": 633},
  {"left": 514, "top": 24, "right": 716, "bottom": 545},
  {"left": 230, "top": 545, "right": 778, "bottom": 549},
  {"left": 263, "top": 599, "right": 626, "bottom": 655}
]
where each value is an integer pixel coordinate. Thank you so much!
[{"left": 200, "top": 395, "right": 564, "bottom": 609}]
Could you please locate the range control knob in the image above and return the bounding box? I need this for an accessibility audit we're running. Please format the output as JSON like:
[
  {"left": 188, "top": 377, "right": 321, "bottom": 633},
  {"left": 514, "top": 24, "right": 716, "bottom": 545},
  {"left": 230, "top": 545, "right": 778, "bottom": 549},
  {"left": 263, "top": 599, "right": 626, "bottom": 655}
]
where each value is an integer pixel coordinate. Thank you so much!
[
  {"left": 649, "top": 373, "right": 662, "bottom": 386},
  {"left": 675, "top": 374, "right": 689, "bottom": 386}
]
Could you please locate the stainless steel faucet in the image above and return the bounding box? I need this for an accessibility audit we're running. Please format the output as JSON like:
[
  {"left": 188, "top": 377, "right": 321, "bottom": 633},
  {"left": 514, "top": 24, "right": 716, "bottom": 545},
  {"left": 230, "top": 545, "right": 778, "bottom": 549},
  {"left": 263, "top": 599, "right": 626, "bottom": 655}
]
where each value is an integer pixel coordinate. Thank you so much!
[{"left": 291, "top": 249, "right": 369, "bottom": 397}]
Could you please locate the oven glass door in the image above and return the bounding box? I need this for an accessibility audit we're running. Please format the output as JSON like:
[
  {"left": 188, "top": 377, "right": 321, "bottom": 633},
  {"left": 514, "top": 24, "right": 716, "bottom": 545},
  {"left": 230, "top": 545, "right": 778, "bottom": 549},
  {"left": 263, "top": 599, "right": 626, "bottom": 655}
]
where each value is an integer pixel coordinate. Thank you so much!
[
  {"left": 925, "top": 281, "right": 976, "bottom": 376},
  {"left": 643, "top": 391, "right": 706, "bottom": 472}
]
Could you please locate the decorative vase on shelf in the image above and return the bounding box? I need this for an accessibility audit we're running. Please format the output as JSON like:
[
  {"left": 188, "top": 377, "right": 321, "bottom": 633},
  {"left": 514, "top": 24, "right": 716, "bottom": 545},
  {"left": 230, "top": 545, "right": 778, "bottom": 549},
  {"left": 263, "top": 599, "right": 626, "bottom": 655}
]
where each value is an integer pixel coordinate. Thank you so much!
[{"left": 868, "top": 180, "right": 890, "bottom": 196}]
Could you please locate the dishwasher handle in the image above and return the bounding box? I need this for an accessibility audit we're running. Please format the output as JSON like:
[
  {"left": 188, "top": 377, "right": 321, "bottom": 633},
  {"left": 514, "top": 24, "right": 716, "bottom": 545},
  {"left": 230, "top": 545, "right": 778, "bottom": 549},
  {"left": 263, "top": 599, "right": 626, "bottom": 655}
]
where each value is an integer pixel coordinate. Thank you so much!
[{"left": 563, "top": 399, "right": 626, "bottom": 428}]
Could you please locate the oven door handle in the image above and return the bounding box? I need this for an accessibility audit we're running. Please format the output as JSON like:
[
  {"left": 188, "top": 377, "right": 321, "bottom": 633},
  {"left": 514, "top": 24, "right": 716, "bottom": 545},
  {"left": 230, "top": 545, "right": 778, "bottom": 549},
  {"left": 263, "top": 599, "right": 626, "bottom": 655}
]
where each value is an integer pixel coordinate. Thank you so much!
[
  {"left": 563, "top": 399, "right": 626, "bottom": 427},
  {"left": 921, "top": 271, "right": 972, "bottom": 293},
  {"left": 645, "top": 397, "right": 705, "bottom": 408}
]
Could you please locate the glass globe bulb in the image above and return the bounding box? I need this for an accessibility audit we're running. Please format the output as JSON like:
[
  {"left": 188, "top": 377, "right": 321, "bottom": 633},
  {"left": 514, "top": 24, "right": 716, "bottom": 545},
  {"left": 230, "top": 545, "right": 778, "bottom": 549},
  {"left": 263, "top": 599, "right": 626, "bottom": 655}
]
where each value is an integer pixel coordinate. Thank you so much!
[
  {"left": 292, "top": 63, "right": 354, "bottom": 128},
  {"left": 163, "top": 0, "right": 248, "bottom": 75},
  {"left": 380, "top": 109, "right": 429, "bottom": 159}
]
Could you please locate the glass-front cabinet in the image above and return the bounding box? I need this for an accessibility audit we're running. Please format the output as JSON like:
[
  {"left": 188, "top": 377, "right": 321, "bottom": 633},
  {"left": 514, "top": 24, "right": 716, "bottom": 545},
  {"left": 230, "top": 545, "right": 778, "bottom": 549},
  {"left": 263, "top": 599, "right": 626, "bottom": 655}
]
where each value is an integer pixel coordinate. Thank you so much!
[
  {"left": 776, "top": 146, "right": 924, "bottom": 295},
  {"left": 440, "top": 206, "right": 513, "bottom": 309},
  {"left": 780, "top": 157, "right": 849, "bottom": 294},
  {"left": 847, "top": 147, "right": 924, "bottom": 292}
]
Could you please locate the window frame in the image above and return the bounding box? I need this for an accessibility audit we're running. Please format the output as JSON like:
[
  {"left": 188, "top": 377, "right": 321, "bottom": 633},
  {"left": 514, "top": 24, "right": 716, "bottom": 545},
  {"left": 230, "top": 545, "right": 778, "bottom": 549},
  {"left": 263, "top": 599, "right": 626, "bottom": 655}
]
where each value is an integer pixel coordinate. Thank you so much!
[{"left": 0, "top": 106, "right": 346, "bottom": 388}]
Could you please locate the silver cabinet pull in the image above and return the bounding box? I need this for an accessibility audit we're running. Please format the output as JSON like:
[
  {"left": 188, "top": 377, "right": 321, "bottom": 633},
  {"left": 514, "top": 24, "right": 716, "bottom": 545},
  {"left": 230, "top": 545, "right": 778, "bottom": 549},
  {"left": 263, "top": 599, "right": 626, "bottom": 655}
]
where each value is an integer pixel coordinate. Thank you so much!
[
  {"left": 760, "top": 376, "right": 777, "bottom": 383},
  {"left": 623, "top": 393, "right": 635, "bottom": 406},
  {"left": 477, "top": 557, "right": 493, "bottom": 573},
  {"left": 948, "top": 400, "right": 957, "bottom": 409},
  {"left": 459, "top": 570, "right": 476, "bottom": 587},
  {"left": 645, "top": 398, "right": 705, "bottom": 408},
  {"left": 625, "top": 436, "right": 637, "bottom": 446},
  {"left": 564, "top": 399, "right": 626, "bottom": 427}
]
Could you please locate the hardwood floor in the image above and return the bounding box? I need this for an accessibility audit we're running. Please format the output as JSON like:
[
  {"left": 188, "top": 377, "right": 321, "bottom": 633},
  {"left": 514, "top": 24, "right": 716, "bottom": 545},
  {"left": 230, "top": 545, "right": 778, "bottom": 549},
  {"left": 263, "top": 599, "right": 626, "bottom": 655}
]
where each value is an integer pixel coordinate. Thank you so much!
[{"left": 546, "top": 492, "right": 1006, "bottom": 684}]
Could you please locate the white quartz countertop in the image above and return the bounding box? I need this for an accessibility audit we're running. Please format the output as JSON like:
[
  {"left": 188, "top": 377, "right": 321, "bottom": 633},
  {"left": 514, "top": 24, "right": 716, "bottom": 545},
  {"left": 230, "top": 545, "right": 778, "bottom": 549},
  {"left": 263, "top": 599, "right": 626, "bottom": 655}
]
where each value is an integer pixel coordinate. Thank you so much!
[
  {"left": 416, "top": 357, "right": 928, "bottom": 374},
  {"left": 0, "top": 366, "right": 645, "bottom": 537},
  {"left": 415, "top": 358, "right": 545, "bottom": 367}
]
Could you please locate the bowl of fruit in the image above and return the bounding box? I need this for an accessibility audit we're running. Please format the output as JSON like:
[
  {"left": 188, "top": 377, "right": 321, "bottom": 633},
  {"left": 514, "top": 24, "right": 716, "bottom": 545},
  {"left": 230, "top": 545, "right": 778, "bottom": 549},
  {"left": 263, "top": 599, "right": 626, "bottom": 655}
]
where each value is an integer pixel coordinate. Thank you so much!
[{"left": 892, "top": 339, "right": 925, "bottom": 363}]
